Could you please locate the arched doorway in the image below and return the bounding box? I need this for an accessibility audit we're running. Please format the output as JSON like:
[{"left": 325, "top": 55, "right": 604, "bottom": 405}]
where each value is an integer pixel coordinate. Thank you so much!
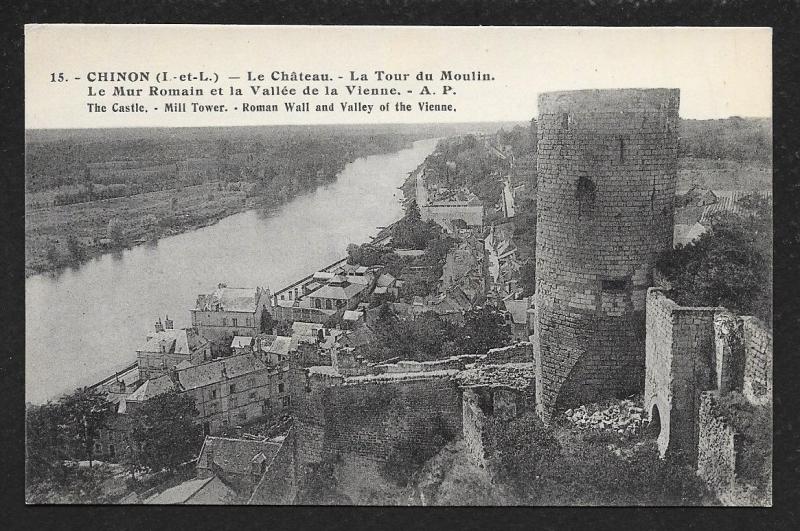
[{"left": 647, "top": 404, "right": 662, "bottom": 438}]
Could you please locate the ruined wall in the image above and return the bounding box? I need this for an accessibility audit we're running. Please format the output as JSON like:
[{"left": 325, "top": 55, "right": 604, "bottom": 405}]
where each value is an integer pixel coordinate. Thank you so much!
[
  {"left": 742, "top": 317, "right": 773, "bottom": 405},
  {"left": 534, "top": 89, "right": 680, "bottom": 422},
  {"left": 326, "top": 377, "right": 462, "bottom": 461},
  {"left": 713, "top": 311, "right": 745, "bottom": 395},
  {"left": 483, "top": 342, "right": 533, "bottom": 365},
  {"left": 697, "top": 391, "right": 738, "bottom": 501},
  {"left": 644, "top": 288, "right": 717, "bottom": 463},
  {"left": 292, "top": 370, "right": 462, "bottom": 491},
  {"left": 462, "top": 388, "right": 488, "bottom": 467}
]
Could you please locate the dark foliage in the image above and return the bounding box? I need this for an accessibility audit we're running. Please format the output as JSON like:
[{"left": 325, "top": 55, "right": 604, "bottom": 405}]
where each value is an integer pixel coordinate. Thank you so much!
[
  {"left": 483, "top": 412, "right": 561, "bottom": 499},
  {"left": 656, "top": 196, "right": 772, "bottom": 323},
  {"left": 260, "top": 309, "right": 275, "bottom": 334},
  {"left": 392, "top": 200, "right": 442, "bottom": 250},
  {"left": 65, "top": 234, "right": 86, "bottom": 262},
  {"left": 127, "top": 390, "right": 203, "bottom": 474},
  {"left": 57, "top": 387, "right": 114, "bottom": 466},
  {"left": 363, "top": 303, "right": 510, "bottom": 363},
  {"left": 25, "top": 402, "right": 66, "bottom": 483},
  {"left": 484, "top": 415, "right": 709, "bottom": 505},
  {"left": 346, "top": 243, "right": 396, "bottom": 267},
  {"left": 457, "top": 305, "right": 512, "bottom": 356},
  {"left": 364, "top": 311, "right": 459, "bottom": 363}
]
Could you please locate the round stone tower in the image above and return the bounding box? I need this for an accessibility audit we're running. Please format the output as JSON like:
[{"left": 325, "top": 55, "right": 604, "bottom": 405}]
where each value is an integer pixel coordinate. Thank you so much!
[{"left": 533, "top": 88, "right": 680, "bottom": 422}]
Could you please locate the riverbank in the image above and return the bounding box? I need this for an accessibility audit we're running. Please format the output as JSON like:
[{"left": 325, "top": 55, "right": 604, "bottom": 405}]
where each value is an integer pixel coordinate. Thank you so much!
[
  {"left": 25, "top": 182, "right": 256, "bottom": 277},
  {"left": 27, "top": 138, "right": 440, "bottom": 405},
  {"left": 25, "top": 141, "right": 420, "bottom": 278}
]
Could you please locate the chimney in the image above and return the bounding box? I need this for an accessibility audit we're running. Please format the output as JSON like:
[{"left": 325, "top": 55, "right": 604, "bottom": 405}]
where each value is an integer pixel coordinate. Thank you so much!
[
  {"left": 155, "top": 317, "right": 164, "bottom": 333},
  {"left": 165, "top": 315, "right": 174, "bottom": 330}
]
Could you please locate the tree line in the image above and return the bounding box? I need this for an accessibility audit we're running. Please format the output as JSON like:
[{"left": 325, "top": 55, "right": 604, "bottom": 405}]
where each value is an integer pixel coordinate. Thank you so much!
[{"left": 26, "top": 386, "right": 203, "bottom": 503}]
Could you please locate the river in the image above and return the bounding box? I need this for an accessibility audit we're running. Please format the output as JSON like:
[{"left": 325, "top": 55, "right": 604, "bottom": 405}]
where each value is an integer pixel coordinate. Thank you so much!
[{"left": 26, "top": 137, "right": 438, "bottom": 404}]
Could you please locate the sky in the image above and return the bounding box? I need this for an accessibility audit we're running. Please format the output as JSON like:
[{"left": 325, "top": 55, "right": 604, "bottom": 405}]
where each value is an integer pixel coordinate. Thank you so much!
[{"left": 25, "top": 25, "right": 772, "bottom": 129}]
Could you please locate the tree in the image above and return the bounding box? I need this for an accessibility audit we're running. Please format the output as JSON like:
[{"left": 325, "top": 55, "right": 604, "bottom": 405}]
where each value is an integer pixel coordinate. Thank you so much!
[
  {"left": 656, "top": 199, "right": 772, "bottom": 323},
  {"left": 347, "top": 243, "right": 395, "bottom": 267},
  {"left": 25, "top": 402, "right": 65, "bottom": 482},
  {"left": 45, "top": 240, "right": 60, "bottom": 266},
  {"left": 346, "top": 243, "right": 362, "bottom": 265},
  {"left": 260, "top": 308, "right": 275, "bottom": 334},
  {"left": 127, "top": 390, "right": 203, "bottom": 473},
  {"left": 57, "top": 387, "right": 112, "bottom": 468},
  {"left": 83, "top": 164, "right": 94, "bottom": 200},
  {"left": 405, "top": 199, "right": 422, "bottom": 222},
  {"left": 65, "top": 234, "right": 86, "bottom": 262},
  {"left": 107, "top": 218, "right": 125, "bottom": 244},
  {"left": 366, "top": 311, "right": 458, "bottom": 363},
  {"left": 457, "top": 305, "right": 512, "bottom": 355}
]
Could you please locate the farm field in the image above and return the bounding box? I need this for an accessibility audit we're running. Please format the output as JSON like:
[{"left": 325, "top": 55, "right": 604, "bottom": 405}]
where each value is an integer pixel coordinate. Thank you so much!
[
  {"left": 677, "top": 157, "right": 772, "bottom": 192},
  {"left": 25, "top": 182, "right": 251, "bottom": 277}
]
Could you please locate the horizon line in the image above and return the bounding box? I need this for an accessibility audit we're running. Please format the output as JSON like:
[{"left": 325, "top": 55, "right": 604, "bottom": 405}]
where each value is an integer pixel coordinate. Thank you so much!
[{"left": 24, "top": 115, "right": 772, "bottom": 132}]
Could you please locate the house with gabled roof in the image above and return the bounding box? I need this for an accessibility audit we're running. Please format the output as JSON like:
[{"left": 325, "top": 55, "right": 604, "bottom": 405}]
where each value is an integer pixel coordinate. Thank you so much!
[
  {"left": 196, "top": 435, "right": 284, "bottom": 496},
  {"left": 118, "top": 373, "right": 177, "bottom": 414},
  {"left": 174, "top": 354, "right": 289, "bottom": 435},
  {"left": 191, "top": 283, "right": 271, "bottom": 343},
  {"left": 136, "top": 318, "right": 211, "bottom": 380}
]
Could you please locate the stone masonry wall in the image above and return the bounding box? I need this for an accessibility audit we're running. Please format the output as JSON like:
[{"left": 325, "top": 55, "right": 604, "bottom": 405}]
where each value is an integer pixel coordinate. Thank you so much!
[
  {"left": 534, "top": 88, "right": 680, "bottom": 422},
  {"left": 742, "top": 317, "right": 773, "bottom": 405},
  {"left": 292, "top": 370, "right": 462, "bottom": 488},
  {"left": 325, "top": 377, "right": 462, "bottom": 461},
  {"left": 644, "top": 288, "right": 717, "bottom": 464},
  {"left": 462, "top": 388, "right": 488, "bottom": 467},
  {"left": 483, "top": 342, "right": 533, "bottom": 365}
]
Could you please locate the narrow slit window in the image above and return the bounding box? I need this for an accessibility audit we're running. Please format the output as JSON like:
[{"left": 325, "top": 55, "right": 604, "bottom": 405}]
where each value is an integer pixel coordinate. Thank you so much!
[{"left": 619, "top": 138, "right": 625, "bottom": 162}]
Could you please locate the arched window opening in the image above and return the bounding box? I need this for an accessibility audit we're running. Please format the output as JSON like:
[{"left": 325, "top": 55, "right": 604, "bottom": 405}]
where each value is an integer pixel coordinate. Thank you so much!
[{"left": 647, "top": 404, "right": 662, "bottom": 438}]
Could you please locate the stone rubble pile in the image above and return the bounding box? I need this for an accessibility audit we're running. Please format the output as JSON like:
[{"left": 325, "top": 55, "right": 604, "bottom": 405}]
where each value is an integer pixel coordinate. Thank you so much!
[{"left": 563, "top": 398, "right": 650, "bottom": 437}]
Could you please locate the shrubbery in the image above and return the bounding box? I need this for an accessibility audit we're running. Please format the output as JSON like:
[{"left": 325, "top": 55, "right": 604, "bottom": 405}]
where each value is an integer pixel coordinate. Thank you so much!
[
  {"left": 363, "top": 304, "right": 510, "bottom": 363},
  {"left": 483, "top": 412, "right": 561, "bottom": 499},
  {"left": 481, "top": 413, "right": 709, "bottom": 505},
  {"left": 656, "top": 196, "right": 772, "bottom": 323}
]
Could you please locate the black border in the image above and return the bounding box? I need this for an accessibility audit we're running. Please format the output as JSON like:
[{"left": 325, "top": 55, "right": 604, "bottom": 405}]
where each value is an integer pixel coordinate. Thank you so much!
[{"left": 4, "top": 1, "right": 799, "bottom": 529}]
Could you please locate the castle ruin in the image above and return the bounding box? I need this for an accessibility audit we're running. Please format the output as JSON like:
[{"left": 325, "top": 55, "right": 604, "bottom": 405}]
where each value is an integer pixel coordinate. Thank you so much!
[{"left": 533, "top": 88, "right": 680, "bottom": 421}]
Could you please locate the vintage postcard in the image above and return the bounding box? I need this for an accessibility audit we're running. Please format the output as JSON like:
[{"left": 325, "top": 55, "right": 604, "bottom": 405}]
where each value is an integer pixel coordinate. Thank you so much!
[{"left": 25, "top": 25, "right": 772, "bottom": 505}]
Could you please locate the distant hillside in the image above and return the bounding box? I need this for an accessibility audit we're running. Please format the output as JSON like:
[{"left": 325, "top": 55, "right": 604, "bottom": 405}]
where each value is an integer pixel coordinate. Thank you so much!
[{"left": 679, "top": 117, "right": 772, "bottom": 164}]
